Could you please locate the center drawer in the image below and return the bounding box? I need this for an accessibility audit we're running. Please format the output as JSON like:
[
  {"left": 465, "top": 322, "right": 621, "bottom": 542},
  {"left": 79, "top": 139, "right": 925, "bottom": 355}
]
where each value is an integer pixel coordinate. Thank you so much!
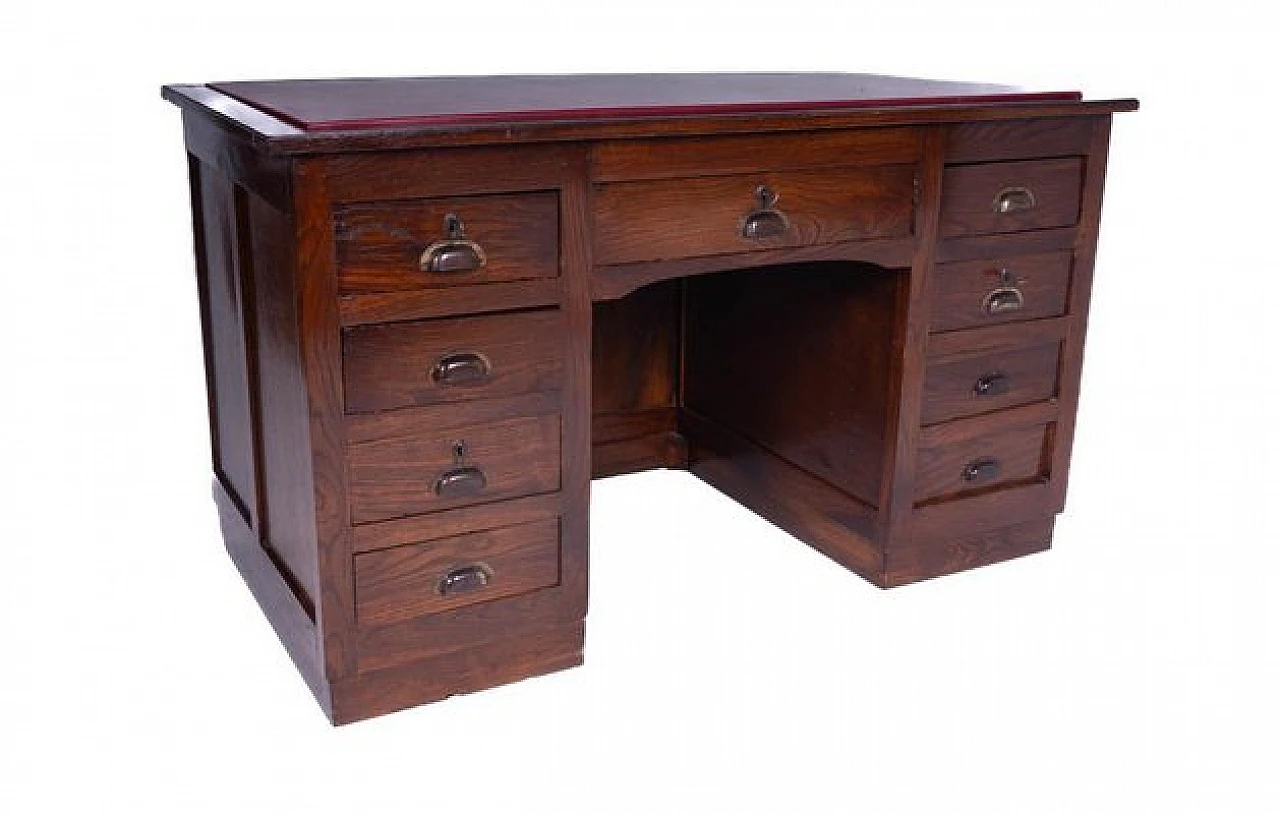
[
  {"left": 592, "top": 165, "right": 916, "bottom": 266},
  {"left": 348, "top": 412, "right": 562, "bottom": 524}
]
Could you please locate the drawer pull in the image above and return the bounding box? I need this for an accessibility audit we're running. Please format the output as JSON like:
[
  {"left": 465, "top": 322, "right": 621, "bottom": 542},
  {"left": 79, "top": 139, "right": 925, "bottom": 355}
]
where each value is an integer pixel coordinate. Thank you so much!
[
  {"left": 984, "top": 287, "right": 1025, "bottom": 315},
  {"left": 973, "top": 372, "right": 1011, "bottom": 397},
  {"left": 993, "top": 186, "right": 1037, "bottom": 214},
  {"left": 420, "top": 213, "right": 488, "bottom": 274},
  {"left": 434, "top": 466, "right": 487, "bottom": 497},
  {"left": 963, "top": 457, "right": 1001, "bottom": 484},
  {"left": 430, "top": 352, "right": 491, "bottom": 386},
  {"left": 742, "top": 184, "right": 788, "bottom": 239},
  {"left": 437, "top": 563, "right": 493, "bottom": 597}
]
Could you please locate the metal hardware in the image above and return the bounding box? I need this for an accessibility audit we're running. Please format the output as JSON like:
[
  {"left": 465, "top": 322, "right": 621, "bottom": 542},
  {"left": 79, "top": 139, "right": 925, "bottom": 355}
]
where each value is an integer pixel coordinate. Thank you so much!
[
  {"left": 419, "top": 213, "right": 488, "bottom": 273},
  {"left": 434, "top": 466, "right": 487, "bottom": 497},
  {"left": 437, "top": 563, "right": 493, "bottom": 597},
  {"left": 434, "top": 440, "right": 487, "bottom": 497},
  {"left": 992, "top": 186, "right": 1037, "bottom": 214},
  {"left": 973, "top": 372, "right": 1011, "bottom": 397},
  {"left": 984, "top": 287, "right": 1026, "bottom": 315},
  {"left": 962, "top": 457, "right": 1001, "bottom": 484},
  {"left": 755, "top": 184, "right": 779, "bottom": 209},
  {"left": 430, "top": 352, "right": 491, "bottom": 386},
  {"left": 741, "top": 184, "right": 788, "bottom": 239}
]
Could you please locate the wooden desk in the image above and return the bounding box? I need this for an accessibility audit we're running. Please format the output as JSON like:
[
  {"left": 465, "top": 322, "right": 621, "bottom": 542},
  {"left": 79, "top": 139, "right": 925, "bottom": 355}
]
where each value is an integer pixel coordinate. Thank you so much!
[{"left": 163, "top": 74, "right": 1137, "bottom": 723}]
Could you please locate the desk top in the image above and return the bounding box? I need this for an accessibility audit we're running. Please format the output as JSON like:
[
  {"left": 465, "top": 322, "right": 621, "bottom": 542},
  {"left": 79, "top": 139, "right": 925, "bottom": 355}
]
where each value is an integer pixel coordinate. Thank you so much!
[
  {"left": 207, "top": 73, "right": 1083, "bottom": 132},
  {"left": 164, "top": 73, "right": 1136, "bottom": 154}
]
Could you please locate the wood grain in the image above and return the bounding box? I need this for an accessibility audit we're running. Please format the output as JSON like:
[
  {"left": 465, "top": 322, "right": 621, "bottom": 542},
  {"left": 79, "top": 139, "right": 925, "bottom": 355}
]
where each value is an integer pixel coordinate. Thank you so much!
[
  {"left": 877, "top": 127, "right": 945, "bottom": 551},
  {"left": 940, "top": 158, "right": 1083, "bottom": 238},
  {"left": 348, "top": 412, "right": 562, "bottom": 524},
  {"left": 164, "top": 82, "right": 1135, "bottom": 156},
  {"left": 332, "top": 622, "right": 584, "bottom": 724},
  {"left": 335, "top": 192, "right": 559, "bottom": 293},
  {"left": 342, "top": 309, "right": 565, "bottom": 413},
  {"left": 355, "top": 518, "right": 561, "bottom": 626},
  {"left": 166, "top": 76, "right": 1135, "bottom": 722},
  {"left": 914, "top": 421, "right": 1052, "bottom": 505},
  {"left": 945, "top": 117, "right": 1093, "bottom": 163},
  {"left": 921, "top": 340, "right": 1062, "bottom": 425},
  {"left": 685, "top": 409, "right": 881, "bottom": 580},
  {"left": 591, "top": 127, "right": 921, "bottom": 182},
  {"left": 1047, "top": 117, "right": 1114, "bottom": 511},
  {"left": 338, "top": 279, "right": 561, "bottom": 326},
  {"left": 929, "top": 251, "right": 1072, "bottom": 333},
  {"left": 684, "top": 261, "right": 901, "bottom": 507},
  {"left": 293, "top": 159, "right": 359, "bottom": 680},
  {"left": 593, "top": 165, "right": 915, "bottom": 266},
  {"left": 884, "top": 517, "right": 1054, "bottom": 587}
]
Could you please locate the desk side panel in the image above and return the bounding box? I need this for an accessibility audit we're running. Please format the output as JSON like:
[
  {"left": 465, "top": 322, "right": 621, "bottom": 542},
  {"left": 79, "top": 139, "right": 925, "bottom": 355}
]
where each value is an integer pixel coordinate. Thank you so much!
[{"left": 183, "top": 115, "right": 332, "bottom": 705}]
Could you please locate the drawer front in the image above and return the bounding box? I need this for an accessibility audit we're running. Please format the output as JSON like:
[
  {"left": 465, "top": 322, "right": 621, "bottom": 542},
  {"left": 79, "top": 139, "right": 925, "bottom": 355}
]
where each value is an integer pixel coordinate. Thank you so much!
[
  {"left": 929, "top": 251, "right": 1072, "bottom": 333},
  {"left": 355, "top": 518, "right": 561, "bottom": 627},
  {"left": 921, "top": 342, "right": 1061, "bottom": 425},
  {"left": 343, "top": 310, "right": 564, "bottom": 413},
  {"left": 335, "top": 192, "right": 559, "bottom": 293},
  {"left": 348, "top": 413, "right": 561, "bottom": 524},
  {"left": 939, "top": 158, "right": 1082, "bottom": 238},
  {"left": 593, "top": 165, "right": 916, "bottom": 266},
  {"left": 914, "top": 423, "right": 1051, "bottom": 504},
  {"left": 945, "top": 118, "right": 1093, "bottom": 163}
]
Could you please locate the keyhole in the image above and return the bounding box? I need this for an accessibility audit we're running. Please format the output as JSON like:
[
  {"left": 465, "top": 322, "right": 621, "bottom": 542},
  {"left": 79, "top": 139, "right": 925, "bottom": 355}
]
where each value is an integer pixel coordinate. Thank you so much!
[
  {"left": 452, "top": 440, "right": 467, "bottom": 465},
  {"left": 756, "top": 184, "right": 779, "bottom": 209},
  {"left": 444, "top": 213, "right": 465, "bottom": 239}
]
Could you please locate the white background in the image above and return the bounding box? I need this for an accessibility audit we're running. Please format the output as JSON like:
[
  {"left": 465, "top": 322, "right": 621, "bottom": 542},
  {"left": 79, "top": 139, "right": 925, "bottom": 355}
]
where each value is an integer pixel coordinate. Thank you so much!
[{"left": 3, "top": 2, "right": 1277, "bottom": 811}]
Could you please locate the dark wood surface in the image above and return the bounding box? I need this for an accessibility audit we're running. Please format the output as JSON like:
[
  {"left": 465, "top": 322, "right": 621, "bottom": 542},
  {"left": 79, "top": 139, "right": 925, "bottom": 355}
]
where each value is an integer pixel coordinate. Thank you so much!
[
  {"left": 209, "top": 73, "right": 1083, "bottom": 131},
  {"left": 921, "top": 339, "right": 1062, "bottom": 425},
  {"left": 914, "top": 421, "right": 1051, "bottom": 504},
  {"left": 166, "top": 74, "right": 1134, "bottom": 723},
  {"left": 929, "top": 252, "right": 1073, "bottom": 333},
  {"left": 335, "top": 192, "right": 560, "bottom": 293},
  {"left": 161, "top": 82, "right": 1136, "bottom": 155},
  {"left": 347, "top": 410, "right": 562, "bottom": 524},
  {"left": 939, "top": 158, "right": 1084, "bottom": 238},
  {"left": 354, "top": 518, "right": 562, "bottom": 626},
  {"left": 593, "top": 165, "right": 915, "bottom": 266},
  {"left": 685, "top": 263, "right": 902, "bottom": 507},
  {"left": 342, "top": 309, "right": 565, "bottom": 413}
]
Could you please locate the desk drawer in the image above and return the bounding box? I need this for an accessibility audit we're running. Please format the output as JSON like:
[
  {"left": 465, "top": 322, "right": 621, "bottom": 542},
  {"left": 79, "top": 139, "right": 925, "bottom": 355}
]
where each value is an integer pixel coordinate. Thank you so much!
[
  {"left": 335, "top": 192, "right": 559, "bottom": 294},
  {"left": 355, "top": 517, "right": 561, "bottom": 627},
  {"left": 922, "top": 342, "right": 1061, "bottom": 425},
  {"left": 343, "top": 310, "right": 564, "bottom": 413},
  {"left": 940, "top": 158, "right": 1082, "bottom": 238},
  {"left": 348, "top": 413, "right": 561, "bottom": 524},
  {"left": 914, "top": 422, "right": 1051, "bottom": 504},
  {"left": 592, "top": 165, "right": 915, "bottom": 266},
  {"left": 929, "top": 252, "right": 1072, "bottom": 333}
]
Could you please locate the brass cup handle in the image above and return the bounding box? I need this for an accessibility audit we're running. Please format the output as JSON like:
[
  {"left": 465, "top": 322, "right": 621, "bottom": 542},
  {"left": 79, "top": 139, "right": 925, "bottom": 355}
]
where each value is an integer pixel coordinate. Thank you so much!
[
  {"left": 963, "top": 457, "right": 1001, "bottom": 484},
  {"left": 973, "top": 372, "right": 1011, "bottom": 397},
  {"left": 420, "top": 239, "right": 487, "bottom": 274},
  {"left": 434, "top": 466, "right": 488, "bottom": 498},
  {"left": 430, "top": 352, "right": 491, "bottom": 386},
  {"left": 993, "top": 186, "right": 1037, "bottom": 214},
  {"left": 437, "top": 563, "right": 493, "bottom": 597},
  {"left": 742, "top": 209, "right": 788, "bottom": 239},
  {"left": 984, "top": 287, "right": 1025, "bottom": 315},
  {"left": 742, "top": 184, "right": 788, "bottom": 239}
]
